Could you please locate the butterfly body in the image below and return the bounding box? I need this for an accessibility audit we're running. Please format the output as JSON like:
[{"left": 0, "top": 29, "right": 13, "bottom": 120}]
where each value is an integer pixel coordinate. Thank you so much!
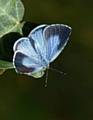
[{"left": 13, "top": 24, "right": 72, "bottom": 78}]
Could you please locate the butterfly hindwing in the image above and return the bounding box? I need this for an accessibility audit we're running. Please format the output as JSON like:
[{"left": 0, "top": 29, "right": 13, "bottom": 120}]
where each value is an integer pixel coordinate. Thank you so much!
[
  {"left": 13, "top": 36, "right": 47, "bottom": 77},
  {"left": 13, "top": 51, "right": 45, "bottom": 77}
]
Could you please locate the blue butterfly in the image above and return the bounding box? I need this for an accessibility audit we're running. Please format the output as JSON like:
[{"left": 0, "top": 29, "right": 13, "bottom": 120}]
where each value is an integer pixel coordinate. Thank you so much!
[{"left": 13, "top": 24, "right": 72, "bottom": 78}]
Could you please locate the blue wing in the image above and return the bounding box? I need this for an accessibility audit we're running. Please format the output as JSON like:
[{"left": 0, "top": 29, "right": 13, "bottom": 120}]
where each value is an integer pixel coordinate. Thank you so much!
[
  {"left": 13, "top": 50, "right": 44, "bottom": 76},
  {"left": 13, "top": 37, "right": 38, "bottom": 58},
  {"left": 28, "top": 24, "right": 72, "bottom": 63},
  {"left": 13, "top": 37, "right": 46, "bottom": 76},
  {"left": 28, "top": 24, "right": 48, "bottom": 61},
  {"left": 43, "top": 24, "right": 72, "bottom": 62}
]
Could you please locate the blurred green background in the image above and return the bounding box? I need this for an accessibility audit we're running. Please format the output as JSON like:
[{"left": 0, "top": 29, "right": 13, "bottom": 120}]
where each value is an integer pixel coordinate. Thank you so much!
[{"left": 0, "top": 0, "right": 93, "bottom": 119}]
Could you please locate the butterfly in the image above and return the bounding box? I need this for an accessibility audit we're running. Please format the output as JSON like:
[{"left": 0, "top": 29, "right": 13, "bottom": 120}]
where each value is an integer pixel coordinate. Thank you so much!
[{"left": 13, "top": 24, "right": 72, "bottom": 78}]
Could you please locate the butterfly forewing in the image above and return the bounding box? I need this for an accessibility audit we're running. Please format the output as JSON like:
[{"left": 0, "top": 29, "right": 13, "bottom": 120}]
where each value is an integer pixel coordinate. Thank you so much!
[
  {"left": 29, "top": 24, "right": 48, "bottom": 61},
  {"left": 43, "top": 24, "right": 72, "bottom": 62},
  {"left": 13, "top": 37, "right": 38, "bottom": 59}
]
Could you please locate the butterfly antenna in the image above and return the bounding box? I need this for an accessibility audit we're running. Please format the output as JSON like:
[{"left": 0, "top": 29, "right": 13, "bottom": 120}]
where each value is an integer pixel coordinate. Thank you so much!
[
  {"left": 49, "top": 67, "right": 67, "bottom": 75},
  {"left": 44, "top": 69, "right": 48, "bottom": 87}
]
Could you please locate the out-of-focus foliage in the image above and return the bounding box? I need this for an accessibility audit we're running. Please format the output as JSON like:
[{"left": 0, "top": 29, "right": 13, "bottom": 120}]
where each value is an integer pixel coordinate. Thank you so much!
[
  {"left": 0, "top": 60, "right": 13, "bottom": 69},
  {"left": 0, "top": 0, "right": 24, "bottom": 73}
]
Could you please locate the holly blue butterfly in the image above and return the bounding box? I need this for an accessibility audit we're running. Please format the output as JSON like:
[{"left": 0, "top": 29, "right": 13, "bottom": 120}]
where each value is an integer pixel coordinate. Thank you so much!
[{"left": 13, "top": 24, "right": 72, "bottom": 78}]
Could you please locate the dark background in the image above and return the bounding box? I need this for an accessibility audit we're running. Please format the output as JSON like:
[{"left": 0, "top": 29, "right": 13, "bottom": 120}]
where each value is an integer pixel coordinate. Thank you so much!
[{"left": 0, "top": 0, "right": 93, "bottom": 119}]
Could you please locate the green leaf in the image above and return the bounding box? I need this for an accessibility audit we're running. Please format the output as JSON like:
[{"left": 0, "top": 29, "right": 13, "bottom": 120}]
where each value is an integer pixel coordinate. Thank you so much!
[
  {"left": 0, "top": 60, "right": 13, "bottom": 69},
  {"left": 0, "top": 69, "right": 6, "bottom": 75},
  {"left": 0, "top": 60, "right": 14, "bottom": 75},
  {"left": 0, "top": 0, "right": 25, "bottom": 38}
]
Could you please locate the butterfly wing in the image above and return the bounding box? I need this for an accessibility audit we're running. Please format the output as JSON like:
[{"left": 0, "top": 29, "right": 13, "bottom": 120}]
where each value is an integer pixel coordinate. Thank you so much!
[
  {"left": 13, "top": 37, "right": 37, "bottom": 57},
  {"left": 43, "top": 24, "right": 72, "bottom": 62},
  {"left": 28, "top": 24, "right": 72, "bottom": 63},
  {"left": 28, "top": 24, "right": 48, "bottom": 61},
  {"left": 13, "top": 37, "right": 45, "bottom": 78}
]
